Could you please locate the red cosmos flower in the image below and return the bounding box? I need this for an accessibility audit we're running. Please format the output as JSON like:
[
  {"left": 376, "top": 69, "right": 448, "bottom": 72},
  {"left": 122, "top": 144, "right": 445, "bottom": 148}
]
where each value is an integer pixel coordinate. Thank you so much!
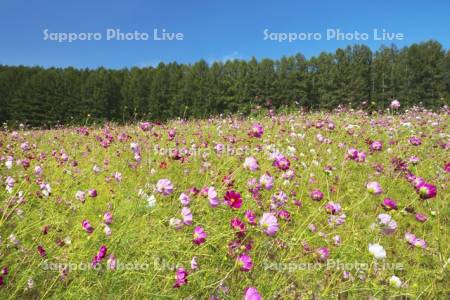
[{"left": 224, "top": 190, "right": 243, "bottom": 209}]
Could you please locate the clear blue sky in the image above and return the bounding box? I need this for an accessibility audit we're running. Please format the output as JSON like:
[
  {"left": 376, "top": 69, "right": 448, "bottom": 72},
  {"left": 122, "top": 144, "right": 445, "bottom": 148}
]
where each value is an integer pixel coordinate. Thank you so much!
[{"left": 0, "top": 0, "right": 448, "bottom": 69}]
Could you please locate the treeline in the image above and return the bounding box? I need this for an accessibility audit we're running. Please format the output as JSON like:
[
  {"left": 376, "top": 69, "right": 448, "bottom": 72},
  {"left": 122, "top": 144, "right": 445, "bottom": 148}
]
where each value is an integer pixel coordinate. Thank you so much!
[{"left": 1, "top": 40, "right": 449, "bottom": 127}]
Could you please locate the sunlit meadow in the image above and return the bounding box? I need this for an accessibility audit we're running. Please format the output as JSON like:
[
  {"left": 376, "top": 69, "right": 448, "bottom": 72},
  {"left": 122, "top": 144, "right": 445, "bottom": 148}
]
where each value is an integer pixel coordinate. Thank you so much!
[{"left": 0, "top": 104, "right": 449, "bottom": 299}]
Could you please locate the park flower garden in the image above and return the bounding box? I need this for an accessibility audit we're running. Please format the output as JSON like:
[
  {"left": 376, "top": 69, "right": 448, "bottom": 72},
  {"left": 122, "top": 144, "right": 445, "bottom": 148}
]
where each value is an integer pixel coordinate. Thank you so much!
[{"left": 0, "top": 104, "right": 449, "bottom": 299}]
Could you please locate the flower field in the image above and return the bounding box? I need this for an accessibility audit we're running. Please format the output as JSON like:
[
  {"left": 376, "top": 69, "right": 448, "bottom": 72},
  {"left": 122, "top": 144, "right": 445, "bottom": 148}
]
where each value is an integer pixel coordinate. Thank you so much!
[{"left": 0, "top": 106, "right": 449, "bottom": 299}]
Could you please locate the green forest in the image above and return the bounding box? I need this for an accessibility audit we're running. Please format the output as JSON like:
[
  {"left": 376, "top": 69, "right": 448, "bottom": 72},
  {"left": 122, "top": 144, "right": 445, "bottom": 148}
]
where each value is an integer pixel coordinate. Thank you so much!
[{"left": 1, "top": 40, "right": 449, "bottom": 127}]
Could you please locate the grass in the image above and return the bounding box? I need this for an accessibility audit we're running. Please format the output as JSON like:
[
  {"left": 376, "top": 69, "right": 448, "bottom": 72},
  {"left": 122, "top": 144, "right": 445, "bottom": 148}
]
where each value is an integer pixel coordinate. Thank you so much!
[{"left": 0, "top": 107, "right": 449, "bottom": 299}]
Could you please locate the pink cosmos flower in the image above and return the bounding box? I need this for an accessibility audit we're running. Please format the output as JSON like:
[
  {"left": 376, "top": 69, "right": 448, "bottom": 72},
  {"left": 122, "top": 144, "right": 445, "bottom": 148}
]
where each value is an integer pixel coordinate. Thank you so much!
[
  {"left": 416, "top": 182, "right": 437, "bottom": 199},
  {"left": 107, "top": 254, "right": 116, "bottom": 270},
  {"left": 390, "top": 99, "right": 400, "bottom": 109},
  {"left": 207, "top": 187, "right": 220, "bottom": 207},
  {"left": 409, "top": 136, "right": 422, "bottom": 146},
  {"left": 230, "top": 217, "right": 246, "bottom": 232},
  {"left": 277, "top": 210, "right": 291, "bottom": 221},
  {"left": 310, "top": 189, "right": 324, "bottom": 201},
  {"left": 76, "top": 191, "right": 86, "bottom": 203},
  {"left": 156, "top": 179, "right": 173, "bottom": 196},
  {"left": 92, "top": 245, "right": 107, "bottom": 267},
  {"left": 259, "top": 213, "right": 279, "bottom": 236},
  {"left": 366, "top": 182, "right": 383, "bottom": 195},
  {"left": 190, "top": 257, "right": 198, "bottom": 271},
  {"left": 237, "top": 254, "right": 253, "bottom": 272},
  {"left": 181, "top": 207, "right": 193, "bottom": 225},
  {"left": 244, "top": 287, "right": 262, "bottom": 300},
  {"left": 169, "top": 218, "right": 183, "bottom": 230},
  {"left": 325, "top": 202, "right": 342, "bottom": 215},
  {"left": 415, "top": 213, "right": 427, "bottom": 222},
  {"left": 179, "top": 193, "right": 191, "bottom": 206},
  {"left": 243, "top": 156, "right": 259, "bottom": 171},
  {"left": 370, "top": 141, "right": 383, "bottom": 151},
  {"left": 103, "top": 211, "right": 113, "bottom": 224},
  {"left": 405, "top": 232, "right": 427, "bottom": 249},
  {"left": 244, "top": 210, "right": 257, "bottom": 225},
  {"left": 173, "top": 267, "right": 188, "bottom": 288},
  {"left": 315, "top": 247, "right": 330, "bottom": 262},
  {"left": 140, "top": 122, "right": 152, "bottom": 131},
  {"left": 193, "top": 226, "right": 207, "bottom": 245},
  {"left": 224, "top": 190, "right": 243, "bottom": 209},
  {"left": 249, "top": 123, "right": 264, "bottom": 138},
  {"left": 377, "top": 214, "right": 397, "bottom": 235},
  {"left": 82, "top": 220, "right": 94, "bottom": 234}
]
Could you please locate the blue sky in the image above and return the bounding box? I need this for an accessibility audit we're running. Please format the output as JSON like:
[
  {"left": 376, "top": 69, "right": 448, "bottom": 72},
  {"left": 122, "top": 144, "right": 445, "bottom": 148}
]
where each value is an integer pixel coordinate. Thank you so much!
[{"left": 0, "top": 0, "right": 448, "bottom": 68}]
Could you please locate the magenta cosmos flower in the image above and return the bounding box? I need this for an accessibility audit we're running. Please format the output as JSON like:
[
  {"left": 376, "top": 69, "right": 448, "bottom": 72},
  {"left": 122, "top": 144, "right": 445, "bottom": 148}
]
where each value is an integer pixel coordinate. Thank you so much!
[
  {"left": 82, "top": 220, "right": 94, "bottom": 234},
  {"left": 243, "top": 156, "right": 259, "bottom": 171},
  {"left": 244, "top": 210, "right": 257, "bottom": 225},
  {"left": 193, "top": 226, "right": 207, "bottom": 245},
  {"left": 310, "top": 189, "right": 324, "bottom": 201},
  {"left": 224, "top": 190, "right": 243, "bottom": 209},
  {"left": 273, "top": 154, "right": 290, "bottom": 170},
  {"left": 249, "top": 123, "right": 264, "bottom": 138},
  {"left": 409, "top": 136, "right": 422, "bottom": 146},
  {"left": 244, "top": 287, "right": 262, "bottom": 300},
  {"left": 416, "top": 182, "right": 437, "bottom": 199},
  {"left": 259, "top": 213, "right": 279, "bottom": 236},
  {"left": 237, "top": 254, "right": 253, "bottom": 272},
  {"left": 173, "top": 267, "right": 188, "bottom": 288},
  {"left": 367, "top": 181, "right": 383, "bottom": 195},
  {"left": 381, "top": 198, "right": 398, "bottom": 210},
  {"left": 156, "top": 179, "right": 173, "bottom": 196}
]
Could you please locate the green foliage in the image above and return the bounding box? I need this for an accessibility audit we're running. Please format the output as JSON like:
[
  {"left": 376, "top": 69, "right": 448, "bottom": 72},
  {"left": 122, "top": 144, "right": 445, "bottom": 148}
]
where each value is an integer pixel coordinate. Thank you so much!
[{"left": 1, "top": 41, "right": 449, "bottom": 127}]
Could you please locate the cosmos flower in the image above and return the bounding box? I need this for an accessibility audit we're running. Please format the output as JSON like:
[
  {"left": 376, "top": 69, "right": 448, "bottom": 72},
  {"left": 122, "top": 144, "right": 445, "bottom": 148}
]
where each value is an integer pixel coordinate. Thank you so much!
[
  {"left": 310, "top": 189, "right": 324, "bottom": 201},
  {"left": 37, "top": 245, "right": 46, "bottom": 257},
  {"left": 224, "top": 190, "right": 243, "bottom": 209},
  {"left": 169, "top": 218, "right": 183, "bottom": 230},
  {"left": 190, "top": 257, "right": 198, "bottom": 271},
  {"left": 193, "top": 226, "right": 207, "bottom": 245},
  {"left": 147, "top": 195, "right": 157, "bottom": 208},
  {"left": 366, "top": 182, "right": 383, "bottom": 195},
  {"left": 156, "top": 179, "right": 174, "bottom": 196},
  {"left": 181, "top": 207, "right": 193, "bottom": 225},
  {"left": 377, "top": 214, "right": 397, "bottom": 235},
  {"left": 368, "top": 243, "right": 386, "bottom": 259},
  {"left": 237, "top": 254, "right": 253, "bottom": 272},
  {"left": 273, "top": 154, "right": 290, "bottom": 171},
  {"left": 389, "top": 275, "right": 402, "bottom": 288},
  {"left": 244, "top": 287, "right": 262, "bottom": 300},
  {"left": 249, "top": 123, "right": 264, "bottom": 138},
  {"left": 259, "top": 213, "right": 279, "bottom": 236},
  {"left": 325, "top": 202, "right": 342, "bottom": 215},
  {"left": 179, "top": 193, "right": 191, "bottom": 206},
  {"left": 381, "top": 198, "right": 397, "bottom": 210},
  {"left": 173, "top": 267, "right": 188, "bottom": 288},
  {"left": 244, "top": 210, "right": 257, "bottom": 225},
  {"left": 230, "top": 217, "right": 246, "bottom": 232},
  {"left": 207, "top": 187, "right": 220, "bottom": 207},
  {"left": 76, "top": 191, "right": 86, "bottom": 203},
  {"left": 370, "top": 141, "right": 383, "bottom": 151},
  {"left": 104, "top": 224, "right": 112, "bottom": 236},
  {"left": 88, "top": 189, "right": 97, "bottom": 198},
  {"left": 415, "top": 213, "right": 427, "bottom": 222},
  {"left": 409, "top": 136, "right": 422, "bottom": 146},
  {"left": 82, "top": 220, "right": 94, "bottom": 234},
  {"left": 416, "top": 182, "right": 437, "bottom": 199},
  {"left": 405, "top": 232, "right": 427, "bottom": 249},
  {"left": 243, "top": 156, "right": 259, "bottom": 171},
  {"left": 103, "top": 211, "right": 113, "bottom": 224},
  {"left": 315, "top": 247, "right": 330, "bottom": 262},
  {"left": 390, "top": 99, "right": 400, "bottom": 109},
  {"left": 107, "top": 254, "right": 116, "bottom": 270}
]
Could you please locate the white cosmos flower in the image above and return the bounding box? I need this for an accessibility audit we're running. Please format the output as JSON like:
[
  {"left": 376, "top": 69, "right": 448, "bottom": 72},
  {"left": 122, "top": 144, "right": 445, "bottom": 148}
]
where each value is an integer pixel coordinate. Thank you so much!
[
  {"left": 368, "top": 243, "right": 386, "bottom": 259},
  {"left": 147, "top": 195, "right": 157, "bottom": 208},
  {"left": 389, "top": 275, "right": 402, "bottom": 288}
]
